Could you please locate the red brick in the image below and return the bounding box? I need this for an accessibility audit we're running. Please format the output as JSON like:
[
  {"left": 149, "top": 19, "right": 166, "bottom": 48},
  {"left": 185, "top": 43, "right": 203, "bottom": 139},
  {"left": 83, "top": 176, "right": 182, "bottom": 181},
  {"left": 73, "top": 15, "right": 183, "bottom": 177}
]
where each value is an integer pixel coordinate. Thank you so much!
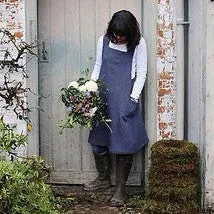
[
  {"left": 159, "top": 72, "right": 173, "bottom": 80},
  {"left": 158, "top": 88, "right": 171, "bottom": 96},
  {"left": 14, "top": 31, "right": 23, "bottom": 38},
  {"left": 162, "top": 132, "right": 170, "bottom": 138},
  {"left": 159, "top": 122, "right": 167, "bottom": 130},
  {"left": 158, "top": 106, "right": 165, "bottom": 113}
]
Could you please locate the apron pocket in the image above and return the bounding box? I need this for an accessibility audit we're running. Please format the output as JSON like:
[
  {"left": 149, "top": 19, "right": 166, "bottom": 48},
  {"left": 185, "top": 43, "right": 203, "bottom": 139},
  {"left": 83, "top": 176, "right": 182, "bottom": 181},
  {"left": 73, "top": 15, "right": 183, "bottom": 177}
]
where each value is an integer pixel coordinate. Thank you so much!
[{"left": 124, "top": 98, "right": 138, "bottom": 117}]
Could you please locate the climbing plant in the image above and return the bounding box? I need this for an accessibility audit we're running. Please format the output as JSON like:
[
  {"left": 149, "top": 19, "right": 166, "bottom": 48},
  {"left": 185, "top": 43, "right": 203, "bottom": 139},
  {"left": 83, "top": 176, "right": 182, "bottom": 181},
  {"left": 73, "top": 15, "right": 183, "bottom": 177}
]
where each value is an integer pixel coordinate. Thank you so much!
[{"left": 0, "top": 29, "right": 37, "bottom": 120}]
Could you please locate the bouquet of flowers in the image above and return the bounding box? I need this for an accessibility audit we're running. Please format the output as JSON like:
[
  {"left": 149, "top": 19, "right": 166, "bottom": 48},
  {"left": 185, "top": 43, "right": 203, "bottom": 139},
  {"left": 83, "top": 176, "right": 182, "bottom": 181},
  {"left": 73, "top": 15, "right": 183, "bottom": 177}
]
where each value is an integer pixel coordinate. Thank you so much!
[{"left": 60, "top": 77, "right": 111, "bottom": 131}]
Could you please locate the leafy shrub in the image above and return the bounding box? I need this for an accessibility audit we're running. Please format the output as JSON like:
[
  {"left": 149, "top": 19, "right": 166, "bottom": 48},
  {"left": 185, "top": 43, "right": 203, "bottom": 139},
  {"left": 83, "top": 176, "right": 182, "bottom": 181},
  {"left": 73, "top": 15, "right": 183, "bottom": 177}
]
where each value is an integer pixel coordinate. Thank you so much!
[
  {"left": 0, "top": 118, "right": 27, "bottom": 155},
  {"left": 0, "top": 157, "right": 59, "bottom": 214}
]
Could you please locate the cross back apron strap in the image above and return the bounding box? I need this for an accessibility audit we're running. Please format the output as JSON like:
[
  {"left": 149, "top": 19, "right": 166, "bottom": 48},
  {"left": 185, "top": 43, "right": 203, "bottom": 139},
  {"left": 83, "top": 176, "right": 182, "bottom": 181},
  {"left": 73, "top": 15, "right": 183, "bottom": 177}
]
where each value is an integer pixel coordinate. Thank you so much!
[{"left": 88, "top": 35, "right": 149, "bottom": 154}]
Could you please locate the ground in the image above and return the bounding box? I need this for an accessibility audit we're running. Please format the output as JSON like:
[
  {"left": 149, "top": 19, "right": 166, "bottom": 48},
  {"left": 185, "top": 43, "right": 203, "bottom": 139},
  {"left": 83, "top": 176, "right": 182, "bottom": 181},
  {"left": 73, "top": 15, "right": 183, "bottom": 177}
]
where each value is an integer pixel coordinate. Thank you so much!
[{"left": 52, "top": 185, "right": 143, "bottom": 214}]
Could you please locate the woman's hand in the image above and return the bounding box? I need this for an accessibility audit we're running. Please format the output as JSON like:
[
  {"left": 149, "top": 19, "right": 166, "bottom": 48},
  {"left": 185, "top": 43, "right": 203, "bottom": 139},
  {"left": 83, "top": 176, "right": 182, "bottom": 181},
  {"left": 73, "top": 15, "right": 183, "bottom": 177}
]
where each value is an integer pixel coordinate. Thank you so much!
[{"left": 124, "top": 97, "right": 138, "bottom": 117}]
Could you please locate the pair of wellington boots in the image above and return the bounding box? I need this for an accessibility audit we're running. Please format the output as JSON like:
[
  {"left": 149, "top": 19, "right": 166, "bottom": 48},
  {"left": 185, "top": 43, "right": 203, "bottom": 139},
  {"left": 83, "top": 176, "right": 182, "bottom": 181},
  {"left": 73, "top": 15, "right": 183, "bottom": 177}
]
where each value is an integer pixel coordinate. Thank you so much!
[{"left": 84, "top": 152, "right": 133, "bottom": 207}]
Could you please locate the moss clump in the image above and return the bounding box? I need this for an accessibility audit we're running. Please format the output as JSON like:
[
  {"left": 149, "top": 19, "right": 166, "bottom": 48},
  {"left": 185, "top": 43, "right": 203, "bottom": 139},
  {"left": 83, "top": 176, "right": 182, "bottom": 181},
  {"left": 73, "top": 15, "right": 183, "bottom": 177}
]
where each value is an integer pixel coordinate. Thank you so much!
[
  {"left": 148, "top": 176, "right": 198, "bottom": 188},
  {"left": 151, "top": 140, "right": 198, "bottom": 162},
  {"left": 142, "top": 199, "right": 199, "bottom": 214},
  {"left": 142, "top": 139, "right": 200, "bottom": 214},
  {"left": 146, "top": 185, "right": 198, "bottom": 202}
]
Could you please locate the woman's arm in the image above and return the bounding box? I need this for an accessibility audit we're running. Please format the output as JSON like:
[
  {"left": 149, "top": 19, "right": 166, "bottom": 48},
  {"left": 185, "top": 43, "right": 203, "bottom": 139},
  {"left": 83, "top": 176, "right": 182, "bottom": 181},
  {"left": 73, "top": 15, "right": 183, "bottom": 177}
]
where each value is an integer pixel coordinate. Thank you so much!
[
  {"left": 130, "top": 37, "right": 147, "bottom": 100},
  {"left": 90, "top": 36, "right": 104, "bottom": 81}
]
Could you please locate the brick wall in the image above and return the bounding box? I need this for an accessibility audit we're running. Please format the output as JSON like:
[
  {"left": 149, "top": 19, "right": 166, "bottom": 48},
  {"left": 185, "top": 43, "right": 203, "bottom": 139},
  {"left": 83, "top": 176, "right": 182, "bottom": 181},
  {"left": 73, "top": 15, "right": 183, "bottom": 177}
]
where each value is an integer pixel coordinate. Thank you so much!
[
  {"left": 0, "top": 0, "right": 24, "bottom": 34},
  {"left": 0, "top": 0, "right": 26, "bottom": 157},
  {"left": 157, "top": 0, "right": 176, "bottom": 139}
]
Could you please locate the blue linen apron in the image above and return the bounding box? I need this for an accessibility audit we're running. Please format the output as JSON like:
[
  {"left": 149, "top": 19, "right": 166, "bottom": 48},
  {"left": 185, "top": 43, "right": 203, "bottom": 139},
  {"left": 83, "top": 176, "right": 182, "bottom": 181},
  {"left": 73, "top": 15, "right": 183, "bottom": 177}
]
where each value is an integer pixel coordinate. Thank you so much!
[{"left": 88, "top": 35, "right": 149, "bottom": 154}]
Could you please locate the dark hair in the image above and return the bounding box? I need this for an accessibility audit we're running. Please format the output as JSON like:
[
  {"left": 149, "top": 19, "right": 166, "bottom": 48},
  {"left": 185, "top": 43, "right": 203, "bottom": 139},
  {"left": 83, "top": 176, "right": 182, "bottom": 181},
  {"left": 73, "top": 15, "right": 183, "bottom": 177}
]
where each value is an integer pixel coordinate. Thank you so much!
[{"left": 106, "top": 10, "right": 141, "bottom": 50}]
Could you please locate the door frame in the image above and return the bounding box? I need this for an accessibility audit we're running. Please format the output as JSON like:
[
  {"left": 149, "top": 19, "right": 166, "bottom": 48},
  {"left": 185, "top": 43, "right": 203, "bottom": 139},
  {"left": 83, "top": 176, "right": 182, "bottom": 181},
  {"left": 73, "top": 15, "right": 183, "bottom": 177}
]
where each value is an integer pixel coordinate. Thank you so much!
[{"left": 25, "top": 0, "right": 40, "bottom": 156}]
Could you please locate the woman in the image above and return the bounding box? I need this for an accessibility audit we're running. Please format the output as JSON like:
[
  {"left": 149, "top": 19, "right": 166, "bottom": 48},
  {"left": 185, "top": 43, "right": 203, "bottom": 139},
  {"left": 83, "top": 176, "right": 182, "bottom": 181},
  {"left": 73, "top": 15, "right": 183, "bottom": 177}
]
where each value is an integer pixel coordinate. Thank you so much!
[{"left": 85, "top": 10, "right": 149, "bottom": 207}]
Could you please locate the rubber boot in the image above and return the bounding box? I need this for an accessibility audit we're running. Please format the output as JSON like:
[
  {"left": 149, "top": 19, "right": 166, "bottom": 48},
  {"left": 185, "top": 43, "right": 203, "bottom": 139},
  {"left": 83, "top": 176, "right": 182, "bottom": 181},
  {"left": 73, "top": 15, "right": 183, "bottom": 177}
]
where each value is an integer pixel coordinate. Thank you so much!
[
  {"left": 110, "top": 154, "right": 133, "bottom": 207},
  {"left": 84, "top": 152, "right": 111, "bottom": 191}
]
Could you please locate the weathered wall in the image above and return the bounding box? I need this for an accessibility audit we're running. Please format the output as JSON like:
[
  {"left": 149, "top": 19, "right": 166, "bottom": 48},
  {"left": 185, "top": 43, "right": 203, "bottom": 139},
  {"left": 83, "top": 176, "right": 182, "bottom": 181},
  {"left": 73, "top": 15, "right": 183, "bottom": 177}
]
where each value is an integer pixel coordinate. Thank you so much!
[
  {"left": 188, "top": 0, "right": 206, "bottom": 208},
  {"left": 0, "top": 0, "right": 26, "bottom": 157},
  {"left": 156, "top": 0, "right": 177, "bottom": 139},
  {"left": 204, "top": 0, "right": 214, "bottom": 209},
  {"left": 0, "top": 0, "right": 24, "bottom": 33}
]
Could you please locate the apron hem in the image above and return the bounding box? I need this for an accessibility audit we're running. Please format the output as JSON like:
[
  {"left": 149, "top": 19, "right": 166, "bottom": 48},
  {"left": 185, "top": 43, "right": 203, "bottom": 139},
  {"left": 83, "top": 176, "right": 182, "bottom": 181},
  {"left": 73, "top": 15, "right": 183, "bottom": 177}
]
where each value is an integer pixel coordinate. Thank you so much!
[{"left": 109, "top": 139, "right": 149, "bottom": 154}]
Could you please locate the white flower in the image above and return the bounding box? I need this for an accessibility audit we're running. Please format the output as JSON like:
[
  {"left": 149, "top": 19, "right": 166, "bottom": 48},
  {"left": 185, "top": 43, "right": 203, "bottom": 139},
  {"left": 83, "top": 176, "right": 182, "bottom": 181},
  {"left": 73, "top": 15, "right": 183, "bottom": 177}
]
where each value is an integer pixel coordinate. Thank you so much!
[
  {"left": 68, "top": 81, "right": 79, "bottom": 89},
  {"left": 85, "top": 80, "right": 98, "bottom": 92},
  {"left": 78, "top": 84, "right": 87, "bottom": 92},
  {"left": 89, "top": 107, "right": 97, "bottom": 118},
  {"left": 84, "top": 112, "right": 90, "bottom": 117}
]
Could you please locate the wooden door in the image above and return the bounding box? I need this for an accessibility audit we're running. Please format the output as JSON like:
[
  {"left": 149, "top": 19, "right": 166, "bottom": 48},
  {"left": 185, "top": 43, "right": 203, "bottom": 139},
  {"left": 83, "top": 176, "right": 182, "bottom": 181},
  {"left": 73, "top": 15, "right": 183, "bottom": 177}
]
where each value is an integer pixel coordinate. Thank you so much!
[{"left": 38, "top": 0, "right": 144, "bottom": 185}]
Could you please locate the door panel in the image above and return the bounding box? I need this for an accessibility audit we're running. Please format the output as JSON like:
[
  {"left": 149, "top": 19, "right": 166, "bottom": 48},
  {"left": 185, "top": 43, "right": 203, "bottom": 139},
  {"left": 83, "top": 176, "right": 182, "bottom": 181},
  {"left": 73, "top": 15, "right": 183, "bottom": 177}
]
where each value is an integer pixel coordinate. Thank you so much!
[{"left": 38, "top": 0, "right": 143, "bottom": 185}]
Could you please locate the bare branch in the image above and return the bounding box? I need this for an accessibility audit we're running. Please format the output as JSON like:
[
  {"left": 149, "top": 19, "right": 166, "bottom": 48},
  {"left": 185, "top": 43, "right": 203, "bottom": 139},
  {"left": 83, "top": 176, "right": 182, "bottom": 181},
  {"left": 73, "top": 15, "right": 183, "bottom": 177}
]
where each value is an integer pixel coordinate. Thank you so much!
[{"left": 0, "top": 29, "right": 37, "bottom": 121}]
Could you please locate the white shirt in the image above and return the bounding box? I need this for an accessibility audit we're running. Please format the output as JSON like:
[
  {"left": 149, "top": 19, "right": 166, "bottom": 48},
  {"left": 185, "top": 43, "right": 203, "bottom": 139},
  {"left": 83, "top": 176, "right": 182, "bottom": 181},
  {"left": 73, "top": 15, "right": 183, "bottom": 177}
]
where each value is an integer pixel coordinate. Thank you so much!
[{"left": 91, "top": 35, "right": 147, "bottom": 100}]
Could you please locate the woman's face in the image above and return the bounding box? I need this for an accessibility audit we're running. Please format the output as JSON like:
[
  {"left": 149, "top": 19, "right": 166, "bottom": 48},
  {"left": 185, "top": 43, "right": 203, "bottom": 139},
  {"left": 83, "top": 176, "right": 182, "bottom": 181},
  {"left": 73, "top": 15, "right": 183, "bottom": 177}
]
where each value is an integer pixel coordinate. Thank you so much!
[{"left": 112, "top": 33, "right": 127, "bottom": 44}]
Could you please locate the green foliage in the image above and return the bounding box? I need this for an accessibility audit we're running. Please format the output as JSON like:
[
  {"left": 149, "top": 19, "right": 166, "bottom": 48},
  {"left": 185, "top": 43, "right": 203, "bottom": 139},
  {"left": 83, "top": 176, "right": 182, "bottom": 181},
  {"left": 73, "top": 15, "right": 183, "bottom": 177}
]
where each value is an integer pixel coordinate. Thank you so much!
[
  {"left": 0, "top": 157, "right": 59, "bottom": 214},
  {"left": 54, "top": 196, "right": 75, "bottom": 213},
  {"left": 0, "top": 119, "right": 58, "bottom": 213},
  {"left": 60, "top": 77, "right": 111, "bottom": 131},
  {"left": 0, "top": 118, "right": 27, "bottom": 154},
  {"left": 126, "top": 193, "right": 144, "bottom": 209}
]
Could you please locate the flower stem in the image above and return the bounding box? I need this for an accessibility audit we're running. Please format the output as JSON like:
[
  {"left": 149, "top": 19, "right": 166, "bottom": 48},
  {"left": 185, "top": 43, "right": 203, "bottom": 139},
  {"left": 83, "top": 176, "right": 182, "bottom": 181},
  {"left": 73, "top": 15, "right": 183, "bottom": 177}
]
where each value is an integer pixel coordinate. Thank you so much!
[{"left": 99, "top": 113, "right": 113, "bottom": 133}]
